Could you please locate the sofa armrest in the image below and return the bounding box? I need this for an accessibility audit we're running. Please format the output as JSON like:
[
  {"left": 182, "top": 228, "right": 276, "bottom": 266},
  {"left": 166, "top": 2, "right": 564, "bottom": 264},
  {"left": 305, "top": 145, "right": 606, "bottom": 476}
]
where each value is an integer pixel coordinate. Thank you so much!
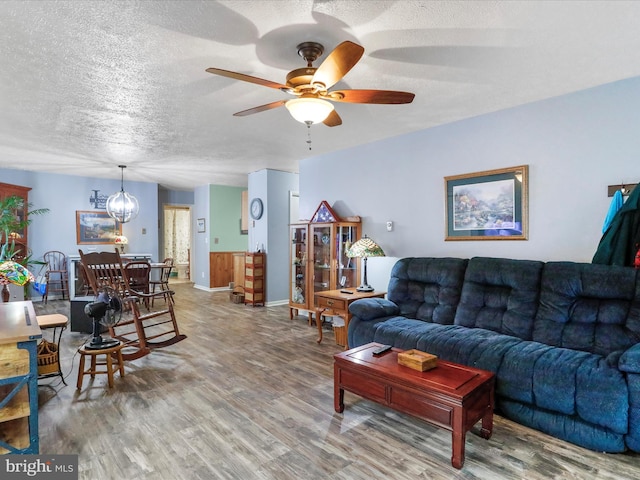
[
  {"left": 619, "top": 344, "right": 640, "bottom": 373},
  {"left": 349, "top": 298, "right": 400, "bottom": 321}
]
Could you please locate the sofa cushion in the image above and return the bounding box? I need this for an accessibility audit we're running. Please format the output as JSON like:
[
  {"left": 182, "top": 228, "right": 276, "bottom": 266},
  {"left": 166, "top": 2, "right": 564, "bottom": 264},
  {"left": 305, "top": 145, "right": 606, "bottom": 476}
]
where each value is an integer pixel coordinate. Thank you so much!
[
  {"left": 533, "top": 262, "right": 640, "bottom": 356},
  {"left": 371, "top": 317, "right": 446, "bottom": 350},
  {"left": 454, "top": 257, "right": 544, "bottom": 339},
  {"left": 498, "top": 339, "right": 628, "bottom": 434},
  {"left": 499, "top": 399, "right": 626, "bottom": 453},
  {"left": 415, "top": 325, "right": 521, "bottom": 373},
  {"left": 387, "top": 257, "right": 468, "bottom": 324},
  {"left": 349, "top": 298, "right": 399, "bottom": 321}
]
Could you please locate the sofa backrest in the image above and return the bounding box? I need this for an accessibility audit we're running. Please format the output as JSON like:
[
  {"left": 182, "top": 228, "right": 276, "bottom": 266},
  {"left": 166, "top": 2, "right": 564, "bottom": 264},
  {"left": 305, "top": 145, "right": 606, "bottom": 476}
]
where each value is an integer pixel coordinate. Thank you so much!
[
  {"left": 533, "top": 262, "right": 640, "bottom": 356},
  {"left": 388, "top": 257, "right": 468, "bottom": 324},
  {"left": 454, "top": 257, "right": 544, "bottom": 340}
]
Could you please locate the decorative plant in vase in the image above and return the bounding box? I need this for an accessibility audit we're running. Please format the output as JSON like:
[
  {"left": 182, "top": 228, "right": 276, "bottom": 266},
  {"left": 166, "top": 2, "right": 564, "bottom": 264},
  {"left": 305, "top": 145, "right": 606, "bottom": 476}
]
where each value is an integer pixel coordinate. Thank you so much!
[{"left": 0, "top": 195, "right": 49, "bottom": 301}]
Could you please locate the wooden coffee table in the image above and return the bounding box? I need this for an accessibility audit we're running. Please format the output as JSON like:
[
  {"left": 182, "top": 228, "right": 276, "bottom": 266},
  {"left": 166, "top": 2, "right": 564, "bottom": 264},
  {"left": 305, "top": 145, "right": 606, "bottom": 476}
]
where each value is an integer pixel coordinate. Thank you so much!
[{"left": 334, "top": 343, "right": 495, "bottom": 469}]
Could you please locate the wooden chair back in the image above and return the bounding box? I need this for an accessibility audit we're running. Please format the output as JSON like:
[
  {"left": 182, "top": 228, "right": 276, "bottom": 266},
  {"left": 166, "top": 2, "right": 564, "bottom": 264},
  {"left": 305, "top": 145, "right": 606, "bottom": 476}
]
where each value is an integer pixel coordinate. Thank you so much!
[
  {"left": 123, "top": 261, "right": 150, "bottom": 295},
  {"left": 78, "top": 250, "right": 127, "bottom": 298},
  {"left": 43, "top": 250, "right": 68, "bottom": 272}
]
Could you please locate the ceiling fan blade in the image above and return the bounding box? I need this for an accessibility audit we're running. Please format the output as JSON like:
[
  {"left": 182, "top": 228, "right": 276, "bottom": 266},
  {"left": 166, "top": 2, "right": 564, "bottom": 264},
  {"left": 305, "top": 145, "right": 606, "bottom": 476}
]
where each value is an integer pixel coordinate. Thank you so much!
[
  {"left": 233, "top": 100, "right": 287, "bottom": 117},
  {"left": 206, "top": 67, "right": 287, "bottom": 90},
  {"left": 311, "top": 41, "right": 364, "bottom": 89},
  {"left": 329, "top": 89, "right": 415, "bottom": 104},
  {"left": 323, "top": 110, "right": 342, "bottom": 127}
]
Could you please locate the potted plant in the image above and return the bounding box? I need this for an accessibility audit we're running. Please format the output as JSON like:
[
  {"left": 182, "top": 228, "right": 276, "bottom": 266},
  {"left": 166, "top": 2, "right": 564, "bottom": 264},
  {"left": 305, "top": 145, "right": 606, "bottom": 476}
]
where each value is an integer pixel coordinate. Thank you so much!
[{"left": 0, "top": 195, "right": 49, "bottom": 301}]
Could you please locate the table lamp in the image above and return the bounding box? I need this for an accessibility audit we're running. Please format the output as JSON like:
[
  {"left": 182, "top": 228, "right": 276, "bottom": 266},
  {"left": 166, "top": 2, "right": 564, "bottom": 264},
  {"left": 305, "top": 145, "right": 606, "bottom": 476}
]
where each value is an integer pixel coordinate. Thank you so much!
[
  {"left": 346, "top": 235, "right": 385, "bottom": 292},
  {"left": 0, "top": 260, "right": 34, "bottom": 302}
]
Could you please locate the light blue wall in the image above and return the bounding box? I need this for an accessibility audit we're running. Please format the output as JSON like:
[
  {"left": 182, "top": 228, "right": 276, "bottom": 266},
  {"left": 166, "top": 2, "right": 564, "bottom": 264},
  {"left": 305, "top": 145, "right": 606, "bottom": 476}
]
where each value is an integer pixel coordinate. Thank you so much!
[
  {"left": 248, "top": 169, "right": 299, "bottom": 304},
  {"left": 192, "top": 184, "right": 210, "bottom": 290},
  {"left": 0, "top": 168, "right": 159, "bottom": 264},
  {"left": 300, "top": 77, "right": 640, "bottom": 291}
]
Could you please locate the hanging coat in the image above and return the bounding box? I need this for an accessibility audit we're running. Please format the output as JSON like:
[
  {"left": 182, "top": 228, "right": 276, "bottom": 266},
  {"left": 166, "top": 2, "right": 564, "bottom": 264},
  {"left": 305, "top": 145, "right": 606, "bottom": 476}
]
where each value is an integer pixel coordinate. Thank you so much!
[
  {"left": 602, "top": 189, "right": 624, "bottom": 233},
  {"left": 592, "top": 185, "right": 640, "bottom": 266}
]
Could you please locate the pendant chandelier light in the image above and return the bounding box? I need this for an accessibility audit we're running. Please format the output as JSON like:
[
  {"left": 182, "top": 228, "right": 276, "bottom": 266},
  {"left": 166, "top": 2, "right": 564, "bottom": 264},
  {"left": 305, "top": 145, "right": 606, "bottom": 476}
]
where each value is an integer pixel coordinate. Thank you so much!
[{"left": 106, "top": 165, "right": 139, "bottom": 223}]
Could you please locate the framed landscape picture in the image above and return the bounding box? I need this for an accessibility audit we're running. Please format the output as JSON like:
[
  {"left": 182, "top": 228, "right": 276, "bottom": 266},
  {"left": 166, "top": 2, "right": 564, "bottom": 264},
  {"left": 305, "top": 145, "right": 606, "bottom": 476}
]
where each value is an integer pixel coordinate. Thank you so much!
[
  {"left": 444, "top": 165, "right": 528, "bottom": 241},
  {"left": 76, "top": 210, "right": 122, "bottom": 244}
]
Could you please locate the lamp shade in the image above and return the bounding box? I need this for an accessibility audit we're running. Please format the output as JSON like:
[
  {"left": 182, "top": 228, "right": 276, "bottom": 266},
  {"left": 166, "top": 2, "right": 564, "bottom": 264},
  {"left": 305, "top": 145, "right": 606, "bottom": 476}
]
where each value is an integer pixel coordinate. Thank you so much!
[
  {"left": 106, "top": 190, "right": 139, "bottom": 223},
  {"left": 346, "top": 235, "right": 385, "bottom": 292},
  {"left": 346, "top": 235, "right": 385, "bottom": 259},
  {"left": 0, "top": 260, "right": 34, "bottom": 286},
  {"left": 106, "top": 165, "right": 139, "bottom": 223},
  {"left": 285, "top": 98, "right": 334, "bottom": 124}
]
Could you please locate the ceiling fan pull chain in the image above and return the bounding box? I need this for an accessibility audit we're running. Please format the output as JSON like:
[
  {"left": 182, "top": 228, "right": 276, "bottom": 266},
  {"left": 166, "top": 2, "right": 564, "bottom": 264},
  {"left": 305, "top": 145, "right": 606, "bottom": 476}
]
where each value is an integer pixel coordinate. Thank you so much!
[{"left": 306, "top": 121, "right": 313, "bottom": 150}]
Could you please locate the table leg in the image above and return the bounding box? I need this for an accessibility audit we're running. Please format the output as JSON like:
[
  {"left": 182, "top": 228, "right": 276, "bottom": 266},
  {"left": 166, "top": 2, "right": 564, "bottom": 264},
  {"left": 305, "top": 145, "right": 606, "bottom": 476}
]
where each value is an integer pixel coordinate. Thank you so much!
[
  {"left": 315, "top": 307, "right": 327, "bottom": 343},
  {"left": 77, "top": 354, "right": 85, "bottom": 390},
  {"left": 480, "top": 408, "right": 493, "bottom": 440},
  {"left": 480, "top": 395, "right": 494, "bottom": 439},
  {"left": 451, "top": 430, "right": 466, "bottom": 469},
  {"left": 334, "top": 365, "right": 344, "bottom": 413}
]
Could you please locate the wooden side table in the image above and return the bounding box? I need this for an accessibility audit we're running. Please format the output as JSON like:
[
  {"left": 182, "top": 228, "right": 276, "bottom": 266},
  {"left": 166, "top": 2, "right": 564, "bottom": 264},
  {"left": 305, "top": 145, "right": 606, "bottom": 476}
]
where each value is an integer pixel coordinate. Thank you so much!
[
  {"left": 314, "top": 288, "right": 386, "bottom": 348},
  {"left": 36, "top": 314, "right": 68, "bottom": 385}
]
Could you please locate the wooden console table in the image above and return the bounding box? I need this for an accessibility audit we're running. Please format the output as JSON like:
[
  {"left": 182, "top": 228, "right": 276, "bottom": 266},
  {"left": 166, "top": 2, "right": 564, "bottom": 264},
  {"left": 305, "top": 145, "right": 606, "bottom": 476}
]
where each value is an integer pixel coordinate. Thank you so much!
[
  {"left": 314, "top": 288, "right": 385, "bottom": 347},
  {"left": 334, "top": 343, "right": 495, "bottom": 469}
]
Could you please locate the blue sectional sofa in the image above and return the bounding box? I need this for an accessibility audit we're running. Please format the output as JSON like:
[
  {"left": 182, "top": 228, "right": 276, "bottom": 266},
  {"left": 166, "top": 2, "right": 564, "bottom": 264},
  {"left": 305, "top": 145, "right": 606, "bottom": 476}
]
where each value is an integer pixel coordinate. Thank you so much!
[{"left": 347, "top": 257, "right": 640, "bottom": 453}]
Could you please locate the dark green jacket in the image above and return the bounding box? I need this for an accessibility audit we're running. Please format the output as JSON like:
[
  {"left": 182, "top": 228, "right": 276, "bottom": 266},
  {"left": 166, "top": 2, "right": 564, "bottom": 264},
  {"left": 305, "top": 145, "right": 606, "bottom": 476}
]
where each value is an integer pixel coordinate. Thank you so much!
[{"left": 592, "top": 185, "right": 640, "bottom": 266}]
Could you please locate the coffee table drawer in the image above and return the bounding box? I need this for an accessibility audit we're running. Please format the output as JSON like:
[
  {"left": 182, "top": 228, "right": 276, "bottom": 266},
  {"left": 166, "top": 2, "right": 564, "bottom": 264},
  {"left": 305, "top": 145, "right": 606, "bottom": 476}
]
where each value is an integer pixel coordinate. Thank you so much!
[
  {"left": 338, "top": 368, "right": 387, "bottom": 404},
  {"left": 389, "top": 386, "right": 453, "bottom": 429},
  {"left": 317, "top": 296, "right": 346, "bottom": 311}
]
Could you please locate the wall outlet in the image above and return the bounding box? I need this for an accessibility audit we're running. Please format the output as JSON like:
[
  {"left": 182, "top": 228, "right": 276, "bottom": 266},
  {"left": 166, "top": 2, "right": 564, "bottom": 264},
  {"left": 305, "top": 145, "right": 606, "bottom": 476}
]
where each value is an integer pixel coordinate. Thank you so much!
[
  {"left": 142, "top": 228, "right": 146, "bottom": 235},
  {"left": 386, "top": 221, "right": 393, "bottom": 232},
  {"left": 201, "top": 272, "right": 204, "bottom": 279}
]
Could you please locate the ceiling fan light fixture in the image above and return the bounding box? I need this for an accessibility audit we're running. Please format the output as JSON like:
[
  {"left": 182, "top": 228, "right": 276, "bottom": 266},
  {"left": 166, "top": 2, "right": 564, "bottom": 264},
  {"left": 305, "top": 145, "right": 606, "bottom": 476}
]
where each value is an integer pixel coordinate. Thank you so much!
[{"left": 285, "top": 97, "right": 334, "bottom": 125}]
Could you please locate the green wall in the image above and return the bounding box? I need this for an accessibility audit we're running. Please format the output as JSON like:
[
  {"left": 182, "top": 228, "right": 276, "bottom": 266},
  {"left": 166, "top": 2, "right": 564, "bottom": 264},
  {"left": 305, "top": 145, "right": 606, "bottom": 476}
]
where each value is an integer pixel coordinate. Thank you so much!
[{"left": 209, "top": 185, "right": 247, "bottom": 252}]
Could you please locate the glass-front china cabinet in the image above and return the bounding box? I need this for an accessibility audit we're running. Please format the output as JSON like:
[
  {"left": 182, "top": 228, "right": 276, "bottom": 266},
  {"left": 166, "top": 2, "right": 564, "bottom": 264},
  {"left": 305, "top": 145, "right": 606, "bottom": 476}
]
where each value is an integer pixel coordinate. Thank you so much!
[{"left": 289, "top": 201, "right": 360, "bottom": 321}]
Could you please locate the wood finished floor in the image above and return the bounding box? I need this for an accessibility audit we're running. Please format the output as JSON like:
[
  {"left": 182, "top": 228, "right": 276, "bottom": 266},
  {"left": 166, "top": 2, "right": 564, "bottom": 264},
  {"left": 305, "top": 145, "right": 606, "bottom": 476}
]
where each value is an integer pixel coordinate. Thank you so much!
[{"left": 35, "top": 283, "right": 640, "bottom": 480}]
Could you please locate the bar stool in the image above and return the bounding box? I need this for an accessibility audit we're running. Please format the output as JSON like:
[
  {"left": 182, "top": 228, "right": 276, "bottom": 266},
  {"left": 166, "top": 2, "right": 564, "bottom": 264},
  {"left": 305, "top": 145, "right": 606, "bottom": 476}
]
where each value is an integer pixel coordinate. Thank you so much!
[
  {"left": 76, "top": 343, "right": 125, "bottom": 390},
  {"left": 43, "top": 250, "right": 70, "bottom": 303}
]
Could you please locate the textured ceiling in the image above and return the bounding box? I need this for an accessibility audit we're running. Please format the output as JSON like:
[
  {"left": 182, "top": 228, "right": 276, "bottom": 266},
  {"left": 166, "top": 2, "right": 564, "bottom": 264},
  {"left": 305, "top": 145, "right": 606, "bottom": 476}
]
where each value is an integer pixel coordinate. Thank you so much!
[{"left": 1, "top": 1, "right": 640, "bottom": 190}]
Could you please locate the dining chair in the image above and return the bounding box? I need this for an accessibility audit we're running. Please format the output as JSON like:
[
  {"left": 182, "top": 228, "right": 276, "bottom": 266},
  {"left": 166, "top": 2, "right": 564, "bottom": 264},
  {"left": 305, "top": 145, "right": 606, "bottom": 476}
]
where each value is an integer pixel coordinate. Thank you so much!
[
  {"left": 123, "top": 261, "right": 151, "bottom": 310},
  {"left": 150, "top": 257, "right": 174, "bottom": 306}
]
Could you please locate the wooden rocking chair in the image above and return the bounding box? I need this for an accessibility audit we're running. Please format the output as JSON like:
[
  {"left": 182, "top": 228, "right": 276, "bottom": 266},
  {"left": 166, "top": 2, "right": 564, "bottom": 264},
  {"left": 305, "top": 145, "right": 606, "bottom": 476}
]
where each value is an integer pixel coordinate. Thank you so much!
[{"left": 78, "top": 250, "right": 187, "bottom": 360}]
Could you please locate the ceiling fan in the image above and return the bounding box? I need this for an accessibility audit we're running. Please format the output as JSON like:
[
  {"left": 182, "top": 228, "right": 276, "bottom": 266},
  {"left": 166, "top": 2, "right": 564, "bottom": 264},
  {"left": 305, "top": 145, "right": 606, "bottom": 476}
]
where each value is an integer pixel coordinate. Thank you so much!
[{"left": 206, "top": 41, "right": 415, "bottom": 127}]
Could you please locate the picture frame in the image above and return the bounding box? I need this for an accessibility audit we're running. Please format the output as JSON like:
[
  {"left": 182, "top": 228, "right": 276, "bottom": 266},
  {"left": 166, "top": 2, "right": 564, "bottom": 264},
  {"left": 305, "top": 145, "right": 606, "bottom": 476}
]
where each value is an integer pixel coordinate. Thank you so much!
[
  {"left": 197, "top": 218, "right": 206, "bottom": 233},
  {"left": 76, "top": 210, "right": 122, "bottom": 244},
  {"left": 444, "top": 165, "right": 528, "bottom": 241}
]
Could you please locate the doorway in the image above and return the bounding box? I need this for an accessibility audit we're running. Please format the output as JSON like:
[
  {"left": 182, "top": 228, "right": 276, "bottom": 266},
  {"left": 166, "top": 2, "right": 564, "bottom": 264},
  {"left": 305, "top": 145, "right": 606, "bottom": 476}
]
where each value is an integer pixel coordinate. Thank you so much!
[{"left": 163, "top": 205, "right": 191, "bottom": 280}]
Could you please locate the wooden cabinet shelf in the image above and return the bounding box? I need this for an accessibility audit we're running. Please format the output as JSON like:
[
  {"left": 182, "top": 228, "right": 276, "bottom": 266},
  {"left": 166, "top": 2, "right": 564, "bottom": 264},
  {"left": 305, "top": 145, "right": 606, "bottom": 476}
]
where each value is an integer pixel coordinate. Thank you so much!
[
  {"left": 0, "top": 385, "right": 29, "bottom": 422},
  {"left": 0, "top": 182, "right": 31, "bottom": 250}
]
